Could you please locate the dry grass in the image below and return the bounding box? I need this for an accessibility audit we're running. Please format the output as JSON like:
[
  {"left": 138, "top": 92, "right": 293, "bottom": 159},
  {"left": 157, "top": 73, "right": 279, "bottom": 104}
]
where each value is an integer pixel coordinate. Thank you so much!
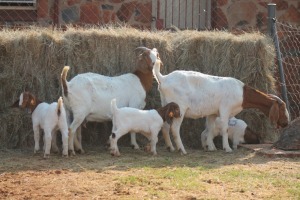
[
  {"left": 0, "top": 26, "right": 277, "bottom": 148},
  {"left": 0, "top": 146, "right": 299, "bottom": 199}
]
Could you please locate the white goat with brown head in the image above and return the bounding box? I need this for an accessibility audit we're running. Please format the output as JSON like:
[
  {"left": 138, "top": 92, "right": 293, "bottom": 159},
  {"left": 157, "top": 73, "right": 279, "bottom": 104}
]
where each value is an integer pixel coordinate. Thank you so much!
[
  {"left": 13, "top": 92, "right": 68, "bottom": 158},
  {"left": 61, "top": 47, "right": 160, "bottom": 155},
  {"left": 109, "top": 99, "right": 181, "bottom": 156},
  {"left": 152, "top": 59, "right": 289, "bottom": 154}
]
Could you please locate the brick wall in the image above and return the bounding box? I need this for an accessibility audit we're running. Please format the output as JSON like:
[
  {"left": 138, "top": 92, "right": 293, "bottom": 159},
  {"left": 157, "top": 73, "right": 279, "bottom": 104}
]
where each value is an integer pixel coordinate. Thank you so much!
[
  {"left": 211, "top": 0, "right": 300, "bottom": 32},
  {"left": 37, "top": 0, "right": 152, "bottom": 29}
]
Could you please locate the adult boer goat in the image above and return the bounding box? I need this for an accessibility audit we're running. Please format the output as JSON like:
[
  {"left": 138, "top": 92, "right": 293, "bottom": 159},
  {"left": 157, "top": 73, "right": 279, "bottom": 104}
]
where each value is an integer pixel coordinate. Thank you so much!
[
  {"left": 61, "top": 47, "right": 160, "bottom": 155},
  {"left": 152, "top": 59, "right": 289, "bottom": 153},
  {"left": 13, "top": 92, "right": 68, "bottom": 158},
  {"left": 110, "top": 99, "right": 181, "bottom": 156}
]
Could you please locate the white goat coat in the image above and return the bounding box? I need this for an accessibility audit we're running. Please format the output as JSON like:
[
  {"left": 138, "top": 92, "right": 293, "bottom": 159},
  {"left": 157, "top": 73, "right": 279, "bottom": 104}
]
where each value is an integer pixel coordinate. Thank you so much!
[
  {"left": 20, "top": 98, "right": 68, "bottom": 158},
  {"left": 153, "top": 60, "right": 245, "bottom": 153},
  {"left": 64, "top": 73, "right": 146, "bottom": 122},
  {"left": 201, "top": 117, "right": 247, "bottom": 150},
  {"left": 110, "top": 99, "right": 162, "bottom": 156}
]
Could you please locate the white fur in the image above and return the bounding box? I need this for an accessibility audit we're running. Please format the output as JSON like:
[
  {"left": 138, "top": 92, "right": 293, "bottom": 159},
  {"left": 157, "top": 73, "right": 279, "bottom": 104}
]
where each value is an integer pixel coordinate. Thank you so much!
[
  {"left": 19, "top": 95, "right": 68, "bottom": 158},
  {"left": 62, "top": 48, "right": 159, "bottom": 155},
  {"left": 201, "top": 117, "right": 247, "bottom": 150},
  {"left": 109, "top": 99, "right": 163, "bottom": 156},
  {"left": 153, "top": 59, "right": 244, "bottom": 153}
]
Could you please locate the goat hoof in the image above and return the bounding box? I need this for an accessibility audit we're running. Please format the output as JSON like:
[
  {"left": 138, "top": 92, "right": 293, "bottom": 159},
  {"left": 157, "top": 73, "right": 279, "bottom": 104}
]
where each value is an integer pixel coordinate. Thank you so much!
[
  {"left": 131, "top": 144, "right": 140, "bottom": 150},
  {"left": 77, "top": 149, "right": 85, "bottom": 154},
  {"left": 68, "top": 150, "right": 76, "bottom": 156},
  {"left": 224, "top": 148, "right": 233, "bottom": 153},
  {"left": 167, "top": 146, "right": 175, "bottom": 152},
  {"left": 178, "top": 148, "right": 187, "bottom": 155},
  {"left": 62, "top": 154, "right": 68, "bottom": 158},
  {"left": 44, "top": 154, "right": 50, "bottom": 159}
]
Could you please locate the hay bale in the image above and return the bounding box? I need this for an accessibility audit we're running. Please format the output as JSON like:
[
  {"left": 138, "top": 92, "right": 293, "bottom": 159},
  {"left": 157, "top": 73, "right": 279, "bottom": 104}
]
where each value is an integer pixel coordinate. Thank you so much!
[{"left": 0, "top": 27, "right": 276, "bottom": 149}]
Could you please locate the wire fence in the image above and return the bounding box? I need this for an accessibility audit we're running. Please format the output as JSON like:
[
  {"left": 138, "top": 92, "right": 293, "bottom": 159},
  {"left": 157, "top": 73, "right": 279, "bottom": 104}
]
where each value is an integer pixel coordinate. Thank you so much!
[
  {"left": 275, "top": 21, "right": 300, "bottom": 120},
  {"left": 0, "top": 0, "right": 299, "bottom": 120}
]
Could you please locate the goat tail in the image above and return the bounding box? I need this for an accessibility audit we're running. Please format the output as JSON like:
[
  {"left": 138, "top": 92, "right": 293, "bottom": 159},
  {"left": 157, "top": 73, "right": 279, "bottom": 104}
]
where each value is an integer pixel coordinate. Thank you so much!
[
  {"left": 152, "top": 59, "right": 163, "bottom": 85},
  {"left": 57, "top": 97, "right": 63, "bottom": 117},
  {"left": 61, "top": 66, "right": 70, "bottom": 97}
]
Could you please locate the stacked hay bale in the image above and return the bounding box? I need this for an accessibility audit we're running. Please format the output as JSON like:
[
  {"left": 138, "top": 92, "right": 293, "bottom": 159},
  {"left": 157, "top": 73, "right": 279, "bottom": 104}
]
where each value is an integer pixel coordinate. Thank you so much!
[{"left": 0, "top": 27, "right": 277, "bottom": 149}]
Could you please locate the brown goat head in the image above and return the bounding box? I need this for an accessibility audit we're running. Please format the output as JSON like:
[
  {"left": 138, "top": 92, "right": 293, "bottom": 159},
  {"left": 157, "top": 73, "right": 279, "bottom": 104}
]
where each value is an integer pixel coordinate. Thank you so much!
[
  {"left": 164, "top": 102, "right": 181, "bottom": 124},
  {"left": 17, "top": 91, "right": 40, "bottom": 113},
  {"left": 135, "top": 47, "right": 160, "bottom": 73},
  {"left": 268, "top": 94, "right": 290, "bottom": 128}
]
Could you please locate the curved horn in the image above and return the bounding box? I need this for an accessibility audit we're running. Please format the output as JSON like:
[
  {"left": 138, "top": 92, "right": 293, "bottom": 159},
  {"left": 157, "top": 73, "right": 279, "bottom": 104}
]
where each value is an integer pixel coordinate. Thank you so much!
[
  {"left": 268, "top": 94, "right": 284, "bottom": 104},
  {"left": 134, "top": 46, "right": 151, "bottom": 52}
]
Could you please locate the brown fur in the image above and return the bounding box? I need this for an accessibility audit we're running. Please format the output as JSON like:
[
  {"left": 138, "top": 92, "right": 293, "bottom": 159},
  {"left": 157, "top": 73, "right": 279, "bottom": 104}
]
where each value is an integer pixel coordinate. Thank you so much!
[
  {"left": 156, "top": 102, "right": 181, "bottom": 124},
  {"left": 19, "top": 92, "right": 42, "bottom": 113},
  {"left": 242, "top": 85, "right": 289, "bottom": 128},
  {"left": 133, "top": 50, "right": 160, "bottom": 93},
  {"left": 244, "top": 126, "right": 260, "bottom": 144}
]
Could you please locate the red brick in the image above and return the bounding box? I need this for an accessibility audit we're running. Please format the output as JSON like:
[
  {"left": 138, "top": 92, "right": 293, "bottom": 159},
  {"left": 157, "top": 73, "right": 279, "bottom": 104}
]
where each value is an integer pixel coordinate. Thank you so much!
[
  {"left": 109, "top": 0, "right": 124, "bottom": 3},
  {"left": 67, "top": 0, "right": 81, "bottom": 6},
  {"left": 37, "top": 0, "right": 48, "bottom": 19},
  {"left": 134, "top": 2, "right": 152, "bottom": 23},
  {"left": 279, "top": 5, "right": 300, "bottom": 25},
  {"left": 211, "top": 8, "right": 228, "bottom": 29},
  {"left": 80, "top": 3, "right": 100, "bottom": 24},
  {"left": 116, "top": 2, "right": 137, "bottom": 22},
  {"left": 217, "top": 0, "right": 228, "bottom": 7}
]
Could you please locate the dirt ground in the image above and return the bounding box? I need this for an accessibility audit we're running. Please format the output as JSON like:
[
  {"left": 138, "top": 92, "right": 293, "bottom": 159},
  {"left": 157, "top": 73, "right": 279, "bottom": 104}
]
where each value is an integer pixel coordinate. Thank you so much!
[{"left": 0, "top": 145, "right": 299, "bottom": 200}]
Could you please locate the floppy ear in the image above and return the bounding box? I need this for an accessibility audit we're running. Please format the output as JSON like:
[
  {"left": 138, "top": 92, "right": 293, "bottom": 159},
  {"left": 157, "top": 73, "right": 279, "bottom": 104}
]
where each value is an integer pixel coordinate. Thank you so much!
[
  {"left": 269, "top": 102, "right": 279, "bottom": 126},
  {"left": 11, "top": 99, "right": 20, "bottom": 108},
  {"left": 165, "top": 106, "right": 174, "bottom": 124}
]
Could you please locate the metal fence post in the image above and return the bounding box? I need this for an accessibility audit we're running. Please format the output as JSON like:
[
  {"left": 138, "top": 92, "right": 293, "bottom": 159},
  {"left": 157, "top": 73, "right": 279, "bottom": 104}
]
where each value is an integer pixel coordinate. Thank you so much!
[{"left": 267, "top": 3, "right": 290, "bottom": 114}]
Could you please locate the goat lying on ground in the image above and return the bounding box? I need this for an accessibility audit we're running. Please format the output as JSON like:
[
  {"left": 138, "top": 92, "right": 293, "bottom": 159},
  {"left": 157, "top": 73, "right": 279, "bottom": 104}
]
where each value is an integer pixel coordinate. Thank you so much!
[
  {"left": 61, "top": 47, "right": 160, "bottom": 155},
  {"left": 152, "top": 59, "right": 290, "bottom": 153},
  {"left": 201, "top": 117, "right": 260, "bottom": 150},
  {"left": 109, "top": 99, "right": 181, "bottom": 156},
  {"left": 13, "top": 92, "right": 68, "bottom": 158}
]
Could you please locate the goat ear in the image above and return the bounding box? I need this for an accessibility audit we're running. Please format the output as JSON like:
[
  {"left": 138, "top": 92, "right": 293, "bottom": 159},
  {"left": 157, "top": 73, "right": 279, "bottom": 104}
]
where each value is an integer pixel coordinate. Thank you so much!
[
  {"left": 269, "top": 102, "right": 279, "bottom": 126},
  {"left": 11, "top": 99, "right": 20, "bottom": 108},
  {"left": 30, "top": 99, "right": 35, "bottom": 106}
]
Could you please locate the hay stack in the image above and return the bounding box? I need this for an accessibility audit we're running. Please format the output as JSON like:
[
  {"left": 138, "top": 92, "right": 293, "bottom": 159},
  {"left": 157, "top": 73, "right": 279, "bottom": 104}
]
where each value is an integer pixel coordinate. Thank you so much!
[{"left": 0, "top": 27, "right": 277, "bottom": 149}]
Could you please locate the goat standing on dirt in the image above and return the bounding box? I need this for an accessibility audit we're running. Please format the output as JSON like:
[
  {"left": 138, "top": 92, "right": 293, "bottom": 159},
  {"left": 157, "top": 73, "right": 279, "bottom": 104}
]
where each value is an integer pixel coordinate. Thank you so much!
[
  {"left": 152, "top": 59, "right": 290, "bottom": 154},
  {"left": 109, "top": 99, "right": 181, "bottom": 156},
  {"left": 12, "top": 92, "right": 68, "bottom": 158},
  {"left": 61, "top": 47, "right": 160, "bottom": 155}
]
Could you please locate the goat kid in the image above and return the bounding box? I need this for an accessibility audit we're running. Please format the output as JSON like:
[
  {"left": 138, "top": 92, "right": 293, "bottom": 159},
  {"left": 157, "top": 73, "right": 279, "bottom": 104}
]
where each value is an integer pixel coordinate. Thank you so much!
[
  {"left": 201, "top": 117, "right": 260, "bottom": 150},
  {"left": 109, "top": 99, "right": 181, "bottom": 156},
  {"left": 152, "top": 59, "right": 289, "bottom": 153},
  {"left": 14, "top": 92, "right": 68, "bottom": 158},
  {"left": 61, "top": 47, "right": 160, "bottom": 155}
]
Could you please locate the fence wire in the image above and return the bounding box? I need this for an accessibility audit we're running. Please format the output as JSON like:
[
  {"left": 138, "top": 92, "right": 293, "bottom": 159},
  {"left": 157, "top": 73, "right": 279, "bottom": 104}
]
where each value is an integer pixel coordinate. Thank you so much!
[{"left": 275, "top": 21, "right": 300, "bottom": 120}]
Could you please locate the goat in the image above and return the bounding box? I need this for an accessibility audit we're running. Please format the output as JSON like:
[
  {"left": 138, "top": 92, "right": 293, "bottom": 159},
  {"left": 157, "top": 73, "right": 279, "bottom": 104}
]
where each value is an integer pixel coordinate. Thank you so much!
[
  {"left": 61, "top": 47, "right": 160, "bottom": 155},
  {"left": 152, "top": 59, "right": 290, "bottom": 153},
  {"left": 14, "top": 92, "right": 68, "bottom": 158},
  {"left": 201, "top": 117, "right": 260, "bottom": 150},
  {"left": 109, "top": 99, "right": 181, "bottom": 156}
]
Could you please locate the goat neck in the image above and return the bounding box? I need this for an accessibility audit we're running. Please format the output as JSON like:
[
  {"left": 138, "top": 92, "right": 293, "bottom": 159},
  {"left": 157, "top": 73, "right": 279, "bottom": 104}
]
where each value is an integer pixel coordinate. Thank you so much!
[
  {"left": 133, "top": 51, "right": 154, "bottom": 93},
  {"left": 242, "top": 85, "right": 275, "bottom": 116}
]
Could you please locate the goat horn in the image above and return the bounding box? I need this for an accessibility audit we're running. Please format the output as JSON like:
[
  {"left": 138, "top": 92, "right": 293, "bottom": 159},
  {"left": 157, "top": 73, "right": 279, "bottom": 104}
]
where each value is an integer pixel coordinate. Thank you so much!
[
  {"left": 135, "top": 47, "right": 151, "bottom": 52},
  {"left": 268, "top": 94, "right": 284, "bottom": 104}
]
